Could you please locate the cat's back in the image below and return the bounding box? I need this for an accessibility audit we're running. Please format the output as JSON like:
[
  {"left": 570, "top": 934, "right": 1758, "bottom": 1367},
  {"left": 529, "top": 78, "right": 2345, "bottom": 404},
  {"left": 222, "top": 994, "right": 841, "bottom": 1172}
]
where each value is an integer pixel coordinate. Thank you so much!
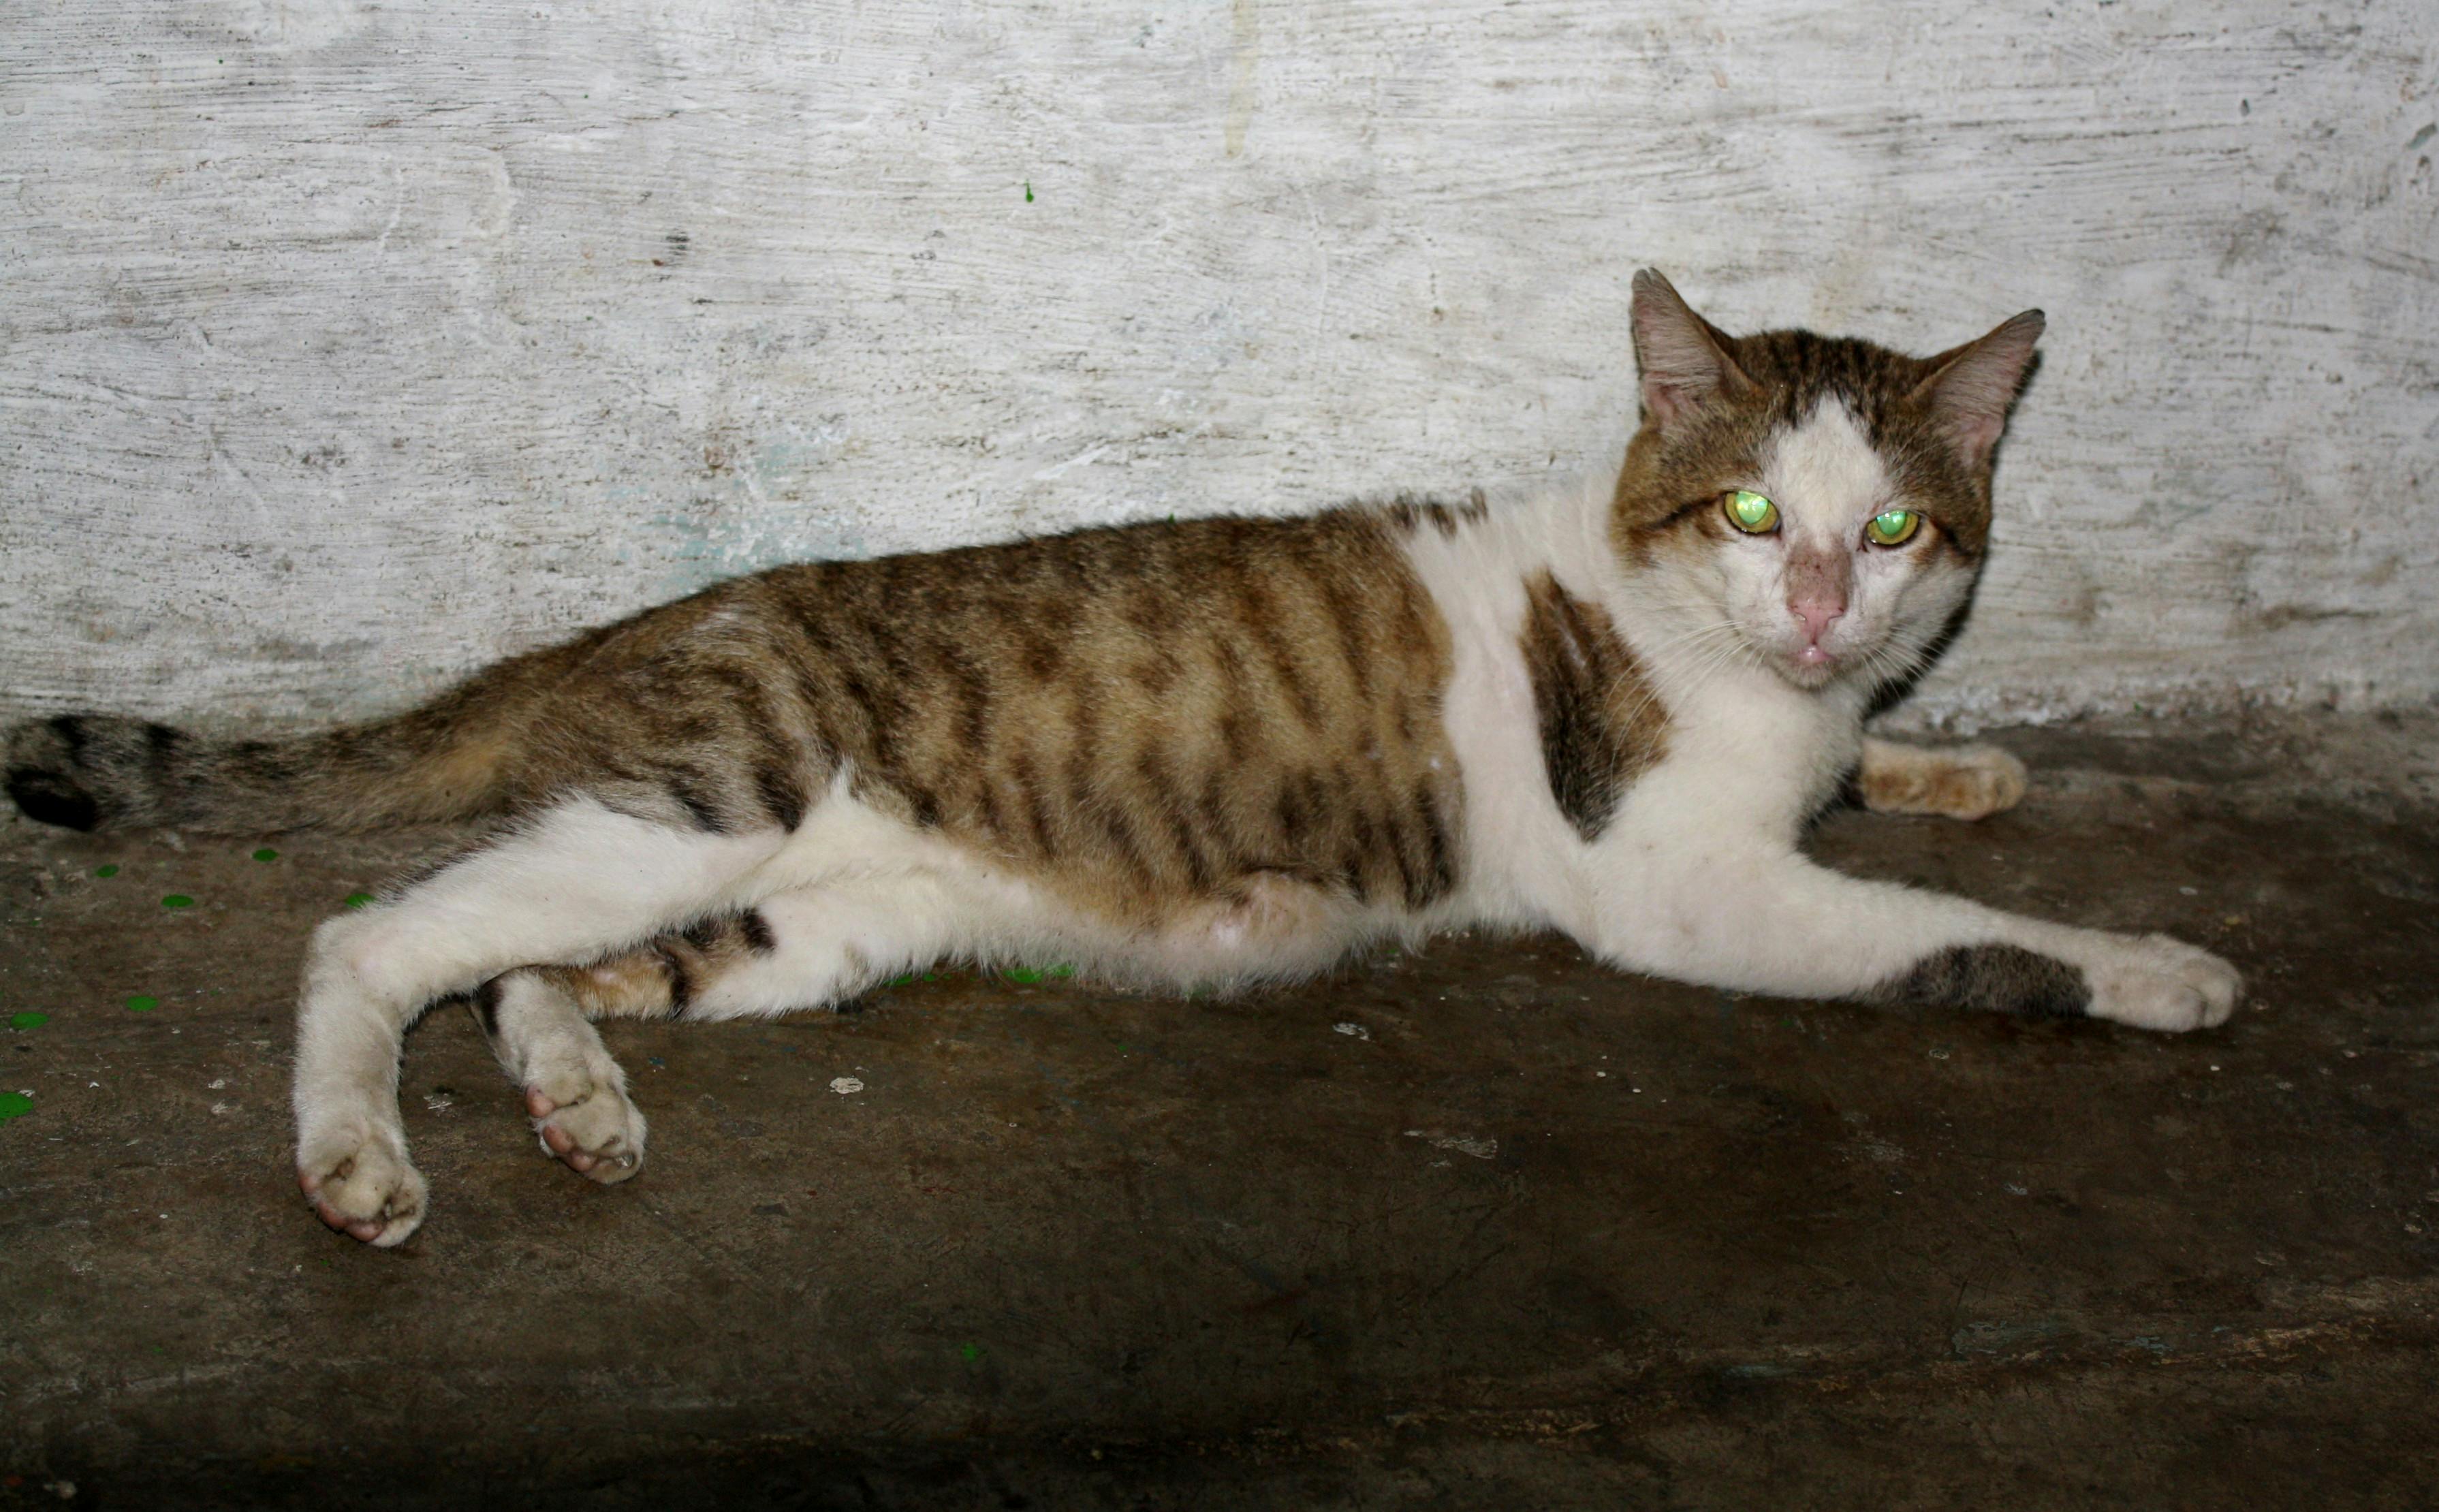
[{"left": 752, "top": 505, "right": 1432, "bottom": 651}]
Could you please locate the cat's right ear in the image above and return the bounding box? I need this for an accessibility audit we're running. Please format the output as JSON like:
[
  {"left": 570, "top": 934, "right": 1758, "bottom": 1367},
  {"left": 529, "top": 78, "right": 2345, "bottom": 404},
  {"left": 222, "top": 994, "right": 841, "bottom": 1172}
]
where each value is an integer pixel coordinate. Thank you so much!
[{"left": 1630, "top": 269, "right": 1750, "bottom": 428}]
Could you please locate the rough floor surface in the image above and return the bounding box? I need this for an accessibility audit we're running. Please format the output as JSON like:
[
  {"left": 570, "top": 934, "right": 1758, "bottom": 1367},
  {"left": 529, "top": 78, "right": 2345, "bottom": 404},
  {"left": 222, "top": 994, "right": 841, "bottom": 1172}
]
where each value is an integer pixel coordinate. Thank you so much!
[{"left": 2, "top": 712, "right": 2434, "bottom": 1509}]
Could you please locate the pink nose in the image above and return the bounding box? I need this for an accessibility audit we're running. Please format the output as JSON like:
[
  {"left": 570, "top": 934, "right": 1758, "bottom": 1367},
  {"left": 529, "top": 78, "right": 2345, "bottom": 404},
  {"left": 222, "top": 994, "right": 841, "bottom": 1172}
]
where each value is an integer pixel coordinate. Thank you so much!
[
  {"left": 1788, "top": 597, "right": 1844, "bottom": 644},
  {"left": 1784, "top": 548, "right": 1853, "bottom": 648}
]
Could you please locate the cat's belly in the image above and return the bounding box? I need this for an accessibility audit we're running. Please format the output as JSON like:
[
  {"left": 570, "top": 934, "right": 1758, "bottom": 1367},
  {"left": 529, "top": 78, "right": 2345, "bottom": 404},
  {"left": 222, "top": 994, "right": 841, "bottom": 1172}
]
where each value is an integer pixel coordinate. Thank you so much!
[
  {"left": 1118, "top": 870, "right": 1402, "bottom": 987},
  {"left": 735, "top": 778, "right": 1400, "bottom": 992}
]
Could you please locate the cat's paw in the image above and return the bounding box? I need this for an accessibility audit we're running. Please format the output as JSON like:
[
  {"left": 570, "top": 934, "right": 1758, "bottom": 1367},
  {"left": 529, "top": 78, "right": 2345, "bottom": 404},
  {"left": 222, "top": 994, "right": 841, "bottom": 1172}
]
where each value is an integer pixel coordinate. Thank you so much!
[
  {"left": 1859, "top": 743, "right": 2028, "bottom": 821},
  {"left": 2083, "top": 934, "right": 2242, "bottom": 1033},
  {"left": 298, "top": 1127, "right": 428, "bottom": 1246},
  {"left": 526, "top": 1075, "right": 646, "bottom": 1184}
]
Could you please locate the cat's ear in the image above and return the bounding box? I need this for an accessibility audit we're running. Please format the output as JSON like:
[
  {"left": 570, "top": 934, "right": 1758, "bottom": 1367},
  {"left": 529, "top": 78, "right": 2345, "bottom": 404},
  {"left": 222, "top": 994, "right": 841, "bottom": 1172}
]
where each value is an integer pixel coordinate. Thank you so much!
[
  {"left": 1911, "top": 310, "right": 2045, "bottom": 468},
  {"left": 1631, "top": 268, "right": 1752, "bottom": 428}
]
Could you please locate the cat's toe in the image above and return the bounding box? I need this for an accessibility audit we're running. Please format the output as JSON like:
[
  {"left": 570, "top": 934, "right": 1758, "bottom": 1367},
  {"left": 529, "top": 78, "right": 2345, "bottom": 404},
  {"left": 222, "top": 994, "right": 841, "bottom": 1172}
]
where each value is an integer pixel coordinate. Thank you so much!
[
  {"left": 297, "top": 1129, "right": 428, "bottom": 1246},
  {"left": 527, "top": 1078, "right": 646, "bottom": 1185}
]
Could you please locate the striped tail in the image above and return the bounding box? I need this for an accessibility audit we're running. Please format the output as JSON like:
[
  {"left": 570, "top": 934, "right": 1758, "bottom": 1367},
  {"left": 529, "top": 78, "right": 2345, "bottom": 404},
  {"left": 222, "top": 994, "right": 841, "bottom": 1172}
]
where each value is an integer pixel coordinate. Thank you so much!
[{"left": 5, "top": 698, "right": 520, "bottom": 835}]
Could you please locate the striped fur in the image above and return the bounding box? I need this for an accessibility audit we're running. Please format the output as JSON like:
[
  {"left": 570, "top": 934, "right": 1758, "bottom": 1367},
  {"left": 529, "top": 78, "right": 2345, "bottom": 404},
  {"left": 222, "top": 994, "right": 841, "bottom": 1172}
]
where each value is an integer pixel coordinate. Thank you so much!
[{"left": 8, "top": 509, "right": 1462, "bottom": 934}]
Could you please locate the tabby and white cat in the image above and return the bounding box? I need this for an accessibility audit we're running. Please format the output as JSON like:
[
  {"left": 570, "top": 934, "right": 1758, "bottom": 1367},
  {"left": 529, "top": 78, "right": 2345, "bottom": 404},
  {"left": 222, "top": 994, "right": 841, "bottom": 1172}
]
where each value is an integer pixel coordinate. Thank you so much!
[{"left": 3, "top": 271, "right": 2240, "bottom": 1246}]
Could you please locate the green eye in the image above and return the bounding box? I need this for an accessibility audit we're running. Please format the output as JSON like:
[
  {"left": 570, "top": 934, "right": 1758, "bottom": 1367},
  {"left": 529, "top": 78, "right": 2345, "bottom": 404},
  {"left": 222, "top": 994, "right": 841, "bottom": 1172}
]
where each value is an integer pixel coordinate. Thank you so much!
[
  {"left": 1723, "top": 490, "right": 1779, "bottom": 534},
  {"left": 1866, "top": 509, "right": 1922, "bottom": 547}
]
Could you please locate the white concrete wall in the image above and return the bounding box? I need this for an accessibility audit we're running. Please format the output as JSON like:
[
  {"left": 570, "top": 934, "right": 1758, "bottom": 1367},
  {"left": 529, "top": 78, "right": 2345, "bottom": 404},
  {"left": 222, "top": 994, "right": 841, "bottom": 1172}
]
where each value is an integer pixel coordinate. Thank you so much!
[{"left": 3, "top": 0, "right": 2433, "bottom": 733}]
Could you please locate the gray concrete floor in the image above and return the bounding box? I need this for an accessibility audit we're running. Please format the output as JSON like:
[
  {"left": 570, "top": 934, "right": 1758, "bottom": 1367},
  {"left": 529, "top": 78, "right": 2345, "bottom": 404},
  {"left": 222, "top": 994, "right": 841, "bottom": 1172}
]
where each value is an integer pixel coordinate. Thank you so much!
[{"left": 2, "top": 712, "right": 2436, "bottom": 1509}]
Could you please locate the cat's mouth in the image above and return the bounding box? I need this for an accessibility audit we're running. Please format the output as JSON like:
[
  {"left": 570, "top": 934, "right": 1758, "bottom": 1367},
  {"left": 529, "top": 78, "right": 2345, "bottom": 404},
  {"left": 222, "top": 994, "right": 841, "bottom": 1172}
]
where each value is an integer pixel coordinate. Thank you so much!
[
  {"left": 1725, "top": 620, "right": 1851, "bottom": 689},
  {"left": 1775, "top": 638, "right": 1845, "bottom": 689}
]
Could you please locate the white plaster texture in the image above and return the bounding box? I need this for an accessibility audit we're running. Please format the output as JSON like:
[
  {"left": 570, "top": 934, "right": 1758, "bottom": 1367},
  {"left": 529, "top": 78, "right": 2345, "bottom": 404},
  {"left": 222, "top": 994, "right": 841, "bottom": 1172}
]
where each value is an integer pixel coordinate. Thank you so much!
[{"left": 1, "top": 1, "right": 2433, "bottom": 733}]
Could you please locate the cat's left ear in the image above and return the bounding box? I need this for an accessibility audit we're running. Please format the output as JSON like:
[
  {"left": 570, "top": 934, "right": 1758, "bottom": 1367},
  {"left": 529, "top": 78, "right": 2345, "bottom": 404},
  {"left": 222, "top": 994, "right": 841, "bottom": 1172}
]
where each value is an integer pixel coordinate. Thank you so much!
[{"left": 1911, "top": 310, "right": 2045, "bottom": 468}]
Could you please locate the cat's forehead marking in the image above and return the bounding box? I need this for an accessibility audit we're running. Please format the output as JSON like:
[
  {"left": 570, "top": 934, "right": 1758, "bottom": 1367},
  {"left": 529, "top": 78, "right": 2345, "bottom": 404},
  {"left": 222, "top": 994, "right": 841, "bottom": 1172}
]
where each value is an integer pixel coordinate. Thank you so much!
[{"left": 1759, "top": 398, "right": 1889, "bottom": 529}]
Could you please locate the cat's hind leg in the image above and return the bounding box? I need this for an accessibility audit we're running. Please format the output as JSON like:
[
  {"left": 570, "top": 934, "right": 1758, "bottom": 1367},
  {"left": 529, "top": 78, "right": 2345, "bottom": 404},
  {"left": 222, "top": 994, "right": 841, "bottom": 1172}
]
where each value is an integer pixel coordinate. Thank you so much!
[
  {"left": 541, "top": 879, "right": 1006, "bottom": 1025},
  {"left": 464, "top": 875, "right": 1012, "bottom": 1193},
  {"left": 295, "top": 796, "right": 787, "bottom": 1244},
  {"left": 473, "top": 971, "right": 648, "bottom": 1182},
  {"left": 463, "top": 909, "right": 798, "bottom": 1184},
  {"left": 1855, "top": 736, "right": 2028, "bottom": 820}
]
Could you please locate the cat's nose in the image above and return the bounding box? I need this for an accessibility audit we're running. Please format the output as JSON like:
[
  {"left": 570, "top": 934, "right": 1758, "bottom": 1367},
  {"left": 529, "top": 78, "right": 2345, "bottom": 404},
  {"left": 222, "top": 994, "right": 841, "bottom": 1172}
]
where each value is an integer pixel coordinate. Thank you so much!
[
  {"left": 1784, "top": 548, "right": 1852, "bottom": 647},
  {"left": 1787, "top": 596, "right": 1845, "bottom": 644}
]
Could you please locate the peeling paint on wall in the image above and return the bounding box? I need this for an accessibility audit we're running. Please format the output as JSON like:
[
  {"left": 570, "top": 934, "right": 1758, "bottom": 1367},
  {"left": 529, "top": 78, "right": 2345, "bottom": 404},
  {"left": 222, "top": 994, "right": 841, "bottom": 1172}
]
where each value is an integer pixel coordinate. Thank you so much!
[{"left": 1, "top": 1, "right": 2434, "bottom": 735}]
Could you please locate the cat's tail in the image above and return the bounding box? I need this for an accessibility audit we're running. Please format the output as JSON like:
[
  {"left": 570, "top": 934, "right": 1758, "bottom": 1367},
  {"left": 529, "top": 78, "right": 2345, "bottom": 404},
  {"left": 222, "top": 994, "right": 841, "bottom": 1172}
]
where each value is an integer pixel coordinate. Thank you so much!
[{"left": 5, "top": 691, "right": 523, "bottom": 836}]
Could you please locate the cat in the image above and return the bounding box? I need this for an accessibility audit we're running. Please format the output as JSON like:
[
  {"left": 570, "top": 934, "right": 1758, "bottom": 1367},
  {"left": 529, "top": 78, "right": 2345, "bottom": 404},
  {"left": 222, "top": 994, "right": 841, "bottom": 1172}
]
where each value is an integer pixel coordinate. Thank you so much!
[{"left": 3, "top": 270, "right": 2241, "bottom": 1247}]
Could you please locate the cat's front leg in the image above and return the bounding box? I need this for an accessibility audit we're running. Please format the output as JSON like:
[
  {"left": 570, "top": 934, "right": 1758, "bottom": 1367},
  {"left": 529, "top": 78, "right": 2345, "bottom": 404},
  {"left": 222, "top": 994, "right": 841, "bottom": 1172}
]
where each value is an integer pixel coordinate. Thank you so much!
[
  {"left": 1588, "top": 846, "right": 2239, "bottom": 1032},
  {"left": 1854, "top": 736, "right": 2027, "bottom": 820}
]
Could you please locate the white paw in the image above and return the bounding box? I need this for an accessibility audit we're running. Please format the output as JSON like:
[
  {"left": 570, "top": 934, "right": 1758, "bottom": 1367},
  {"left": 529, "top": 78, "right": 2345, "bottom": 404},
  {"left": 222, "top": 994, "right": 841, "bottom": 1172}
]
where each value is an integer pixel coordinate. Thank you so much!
[
  {"left": 2083, "top": 933, "right": 2243, "bottom": 1033},
  {"left": 298, "top": 1127, "right": 429, "bottom": 1246},
  {"left": 526, "top": 1072, "right": 647, "bottom": 1185}
]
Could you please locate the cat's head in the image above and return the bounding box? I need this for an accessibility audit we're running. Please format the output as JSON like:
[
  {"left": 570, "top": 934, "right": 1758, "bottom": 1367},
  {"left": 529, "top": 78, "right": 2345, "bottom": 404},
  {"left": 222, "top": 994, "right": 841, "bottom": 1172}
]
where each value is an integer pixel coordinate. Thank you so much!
[{"left": 1610, "top": 269, "right": 2043, "bottom": 695}]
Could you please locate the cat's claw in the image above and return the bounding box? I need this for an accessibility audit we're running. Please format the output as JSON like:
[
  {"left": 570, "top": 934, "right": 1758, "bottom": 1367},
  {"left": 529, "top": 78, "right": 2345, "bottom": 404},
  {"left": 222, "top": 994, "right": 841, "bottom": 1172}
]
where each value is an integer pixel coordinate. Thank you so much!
[
  {"left": 297, "top": 1130, "right": 428, "bottom": 1246},
  {"left": 2083, "top": 934, "right": 2242, "bottom": 1033},
  {"left": 526, "top": 1080, "right": 646, "bottom": 1184}
]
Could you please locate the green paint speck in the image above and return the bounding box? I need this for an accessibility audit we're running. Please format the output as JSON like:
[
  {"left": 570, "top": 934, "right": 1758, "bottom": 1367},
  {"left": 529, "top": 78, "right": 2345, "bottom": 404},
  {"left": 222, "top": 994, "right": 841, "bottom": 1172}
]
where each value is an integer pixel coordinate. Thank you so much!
[
  {"left": 252, "top": 847, "right": 279, "bottom": 862},
  {"left": 1022, "top": 180, "right": 1033, "bottom": 203},
  {"left": 161, "top": 894, "right": 195, "bottom": 910},
  {"left": 127, "top": 995, "right": 159, "bottom": 1013},
  {"left": 95, "top": 864, "right": 119, "bottom": 879},
  {"left": 0, "top": 1091, "right": 31, "bottom": 1122},
  {"left": 958, "top": 1342, "right": 984, "bottom": 1362},
  {"left": 1006, "top": 966, "right": 1043, "bottom": 985},
  {"left": 888, "top": 973, "right": 917, "bottom": 988},
  {"left": 10, "top": 1012, "right": 48, "bottom": 1030},
  {"left": 1048, "top": 963, "right": 1075, "bottom": 979},
  {"left": 343, "top": 893, "right": 375, "bottom": 910}
]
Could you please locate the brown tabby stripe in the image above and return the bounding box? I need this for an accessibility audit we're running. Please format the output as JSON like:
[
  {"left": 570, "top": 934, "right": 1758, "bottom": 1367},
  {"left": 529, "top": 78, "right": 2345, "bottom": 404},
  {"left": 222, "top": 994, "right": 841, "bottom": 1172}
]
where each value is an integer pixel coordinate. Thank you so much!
[
  {"left": 1874, "top": 943, "right": 2091, "bottom": 1018},
  {"left": 471, "top": 976, "right": 506, "bottom": 1037},
  {"left": 650, "top": 943, "right": 697, "bottom": 1014},
  {"left": 1518, "top": 571, "right": 1669, "bottom": 842},
  {"left": 518, "top": 909, "right": 785, "bottom": 1022},
  {"left": 1381, "top": 488, "right": 1491, "bottom": 539}
]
